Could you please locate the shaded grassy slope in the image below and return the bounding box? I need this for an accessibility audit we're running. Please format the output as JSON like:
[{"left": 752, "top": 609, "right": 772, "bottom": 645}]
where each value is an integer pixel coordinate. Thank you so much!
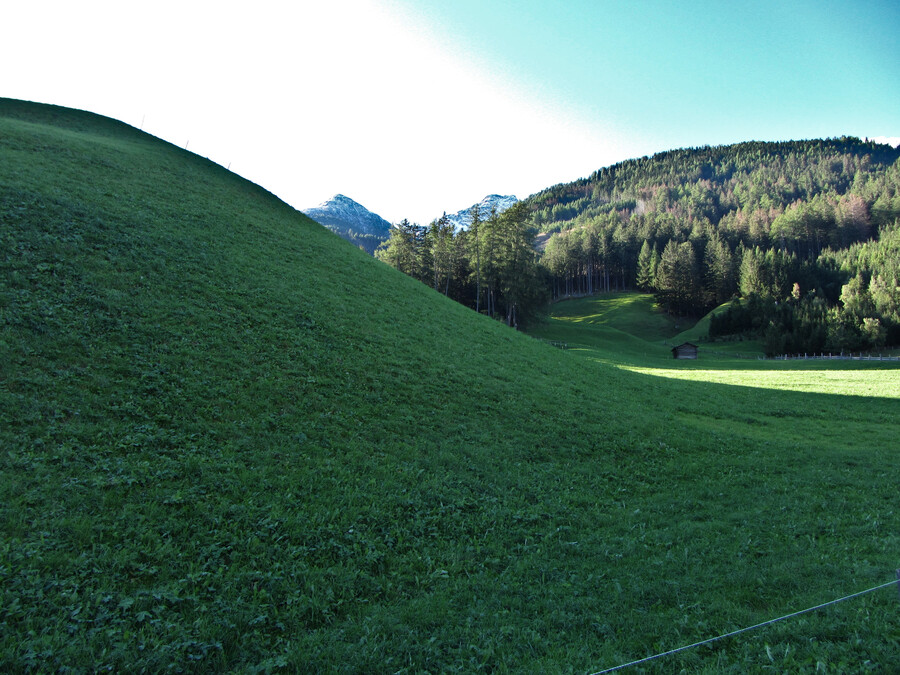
[
  {"left": 527, "top": 294, "right": 681, "bottom": 363},
  {"left": 2, "top": 100, "right": 899, "bottom": 672},
  {"left": 533, "top": 294, "right": 765, "bottom": 360},
  {"left": 547, "top": 293, "right": 682, "bottom": 343}
]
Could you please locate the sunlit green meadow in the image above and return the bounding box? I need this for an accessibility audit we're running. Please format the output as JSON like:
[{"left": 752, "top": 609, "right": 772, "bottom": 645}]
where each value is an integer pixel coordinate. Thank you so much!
[{"left": 621, "top": 364, "right": 900, "bottom": 399}]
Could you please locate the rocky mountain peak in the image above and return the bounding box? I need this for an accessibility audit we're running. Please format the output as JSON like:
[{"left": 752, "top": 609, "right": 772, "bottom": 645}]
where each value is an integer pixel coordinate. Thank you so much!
[
  {"left": 301, "top": 194, "right": 392, "bottom": 254},
  {"left": 441, "top": 194, "right": 518, "bottom": 231}
]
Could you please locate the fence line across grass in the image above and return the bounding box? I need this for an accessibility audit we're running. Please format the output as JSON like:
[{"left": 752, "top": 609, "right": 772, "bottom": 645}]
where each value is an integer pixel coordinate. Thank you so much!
[
  {"left": 661, "top": 340, "right": 900, "bottom": 361},
  {"left": 772, "top": 352, "right": 900, "bottom": 361},
  {"left": 540, "top": 337, "right": 900, "bottom": 361},
  {"left": 585, "top": 572, "right": 900, "bottom": 674}
]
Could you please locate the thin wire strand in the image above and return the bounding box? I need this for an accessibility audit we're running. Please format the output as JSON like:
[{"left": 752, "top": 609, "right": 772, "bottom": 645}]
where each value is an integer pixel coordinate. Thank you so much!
[{"left": 587, "top": 577, "right": 899, "bottom": 675}]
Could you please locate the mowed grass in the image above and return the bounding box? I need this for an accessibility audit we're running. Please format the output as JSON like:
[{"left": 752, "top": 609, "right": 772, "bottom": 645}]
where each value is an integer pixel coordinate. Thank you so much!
[
  {"left": 2, "top": 100, "right": 900, "bottom": 673},
  {"left": 623, "top": 364, "right": 900, "bottom": 399}
]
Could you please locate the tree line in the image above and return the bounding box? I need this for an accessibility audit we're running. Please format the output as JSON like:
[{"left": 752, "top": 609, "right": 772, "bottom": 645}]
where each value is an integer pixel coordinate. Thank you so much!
[
  {"left": 375, "top": 202, "right": 548, "bottom": 328},
  {"left": 376, "top": 138, "right": 900, "bottom": 353}
]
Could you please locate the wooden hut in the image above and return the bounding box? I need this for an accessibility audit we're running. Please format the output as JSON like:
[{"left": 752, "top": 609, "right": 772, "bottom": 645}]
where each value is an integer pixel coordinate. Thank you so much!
[{"left": 671, "top": 342, "right": 698, "bottom": 359}]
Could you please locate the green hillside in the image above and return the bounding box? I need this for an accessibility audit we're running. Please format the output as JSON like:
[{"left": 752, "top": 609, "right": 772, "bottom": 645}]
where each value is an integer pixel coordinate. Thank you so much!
[{"left": 2, "top": 99, "right": 899, "bottom": 672}]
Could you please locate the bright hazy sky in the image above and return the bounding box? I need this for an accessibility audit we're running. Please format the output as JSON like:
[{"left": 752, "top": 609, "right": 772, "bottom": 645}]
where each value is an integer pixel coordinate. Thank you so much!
[{"left": 4, "top": 0, "right": 899, "bottom": 225}]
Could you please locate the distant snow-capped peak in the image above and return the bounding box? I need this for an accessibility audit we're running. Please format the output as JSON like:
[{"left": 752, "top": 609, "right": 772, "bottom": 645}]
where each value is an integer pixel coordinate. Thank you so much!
[
  {"left": 440, "top": 194, "right": 518, "bottom": 231},
  {"left": 302, "top": 194, "right": 391, "bottom": 237}
]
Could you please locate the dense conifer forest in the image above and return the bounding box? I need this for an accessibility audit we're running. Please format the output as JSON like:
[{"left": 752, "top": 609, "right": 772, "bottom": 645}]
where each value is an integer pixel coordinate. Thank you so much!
[{"left": 378, "top": 138, "right": 900, "bottom": 353}]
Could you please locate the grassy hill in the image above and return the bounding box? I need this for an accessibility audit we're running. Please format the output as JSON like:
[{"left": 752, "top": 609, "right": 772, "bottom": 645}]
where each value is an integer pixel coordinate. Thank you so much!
[
  {"left": 2, "top": 99, "right": 899, "bottom": 672},
  {"left": 526, "top": 293, "right": 682, "bottom": 359}
]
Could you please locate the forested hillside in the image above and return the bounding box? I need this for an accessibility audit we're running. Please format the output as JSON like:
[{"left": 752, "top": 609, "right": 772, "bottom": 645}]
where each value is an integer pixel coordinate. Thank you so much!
[
  {"left": 533, "top": 138, "right": 900, "bottom": 354},
  {"left": 378, "top": 138, "right": 900, "bottom": 354}
]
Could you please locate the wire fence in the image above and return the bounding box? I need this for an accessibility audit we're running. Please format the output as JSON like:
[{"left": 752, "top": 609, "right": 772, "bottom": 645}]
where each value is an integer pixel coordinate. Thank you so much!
[
  {"left": 771, "top": 352, "right": 900, "bottom": 361},
  {"left": 586, "top": 573, "right": 900, "bottom": 674},
  {"left": 662, "top": 341, "right": 900, "bottom": 361}
]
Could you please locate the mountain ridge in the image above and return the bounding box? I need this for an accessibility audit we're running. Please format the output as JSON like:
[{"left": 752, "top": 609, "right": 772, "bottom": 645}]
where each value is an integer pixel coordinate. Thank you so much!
[
  {"left": 302, "top": 193, "right": 391, "bottom": 253},
  {"left": 440, "top": 193, "right": 518, "bottom": 231}
]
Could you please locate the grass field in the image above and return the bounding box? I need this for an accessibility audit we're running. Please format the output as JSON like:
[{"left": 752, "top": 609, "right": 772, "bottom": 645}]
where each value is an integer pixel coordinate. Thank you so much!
[
  {"left": 533, "top": 294, "right": 899, "bottom": 397},
  {"left": 2, "top": 100, "right": 899, "bottom": 673}
]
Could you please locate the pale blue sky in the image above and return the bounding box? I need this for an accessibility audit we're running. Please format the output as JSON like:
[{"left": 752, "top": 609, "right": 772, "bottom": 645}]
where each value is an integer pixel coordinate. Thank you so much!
[
  {"left": 3, "top": 1, "right": 898, "bottom": 224},
  {"left": 400, "top": 0, "right": 900, "bottom": 150}
]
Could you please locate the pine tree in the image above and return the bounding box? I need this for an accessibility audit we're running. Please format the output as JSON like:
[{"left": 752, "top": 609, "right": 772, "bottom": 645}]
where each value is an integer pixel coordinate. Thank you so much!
[
  {"left": 427, "top": 213, "right": 454, "bottom": 295},
  {"left": 495, "top": 201, "right": 546, "bottom": 327},
  {"left": 703, "top": 235, "right": 736, "bottom": 306},
  {"left": 468, "top": 204, "right": 483, "bottom": 312},
  {"left": 649, "top": 244, "right": 660, "bottom": 289},
  {"left": 655, "top": 240, "right": 699, "bottom": 314},
  {"left": 375, "top": 219, "right": 422, "bottom": 278},
  {"left": 636, "top": 240, "right": 653, "bottom": 290},
  {"left": 480, "top": 206, "right": 501, "bottom": 318},
  {"left": 739, "top": 246, "right": 766, "bottom": 297}
]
